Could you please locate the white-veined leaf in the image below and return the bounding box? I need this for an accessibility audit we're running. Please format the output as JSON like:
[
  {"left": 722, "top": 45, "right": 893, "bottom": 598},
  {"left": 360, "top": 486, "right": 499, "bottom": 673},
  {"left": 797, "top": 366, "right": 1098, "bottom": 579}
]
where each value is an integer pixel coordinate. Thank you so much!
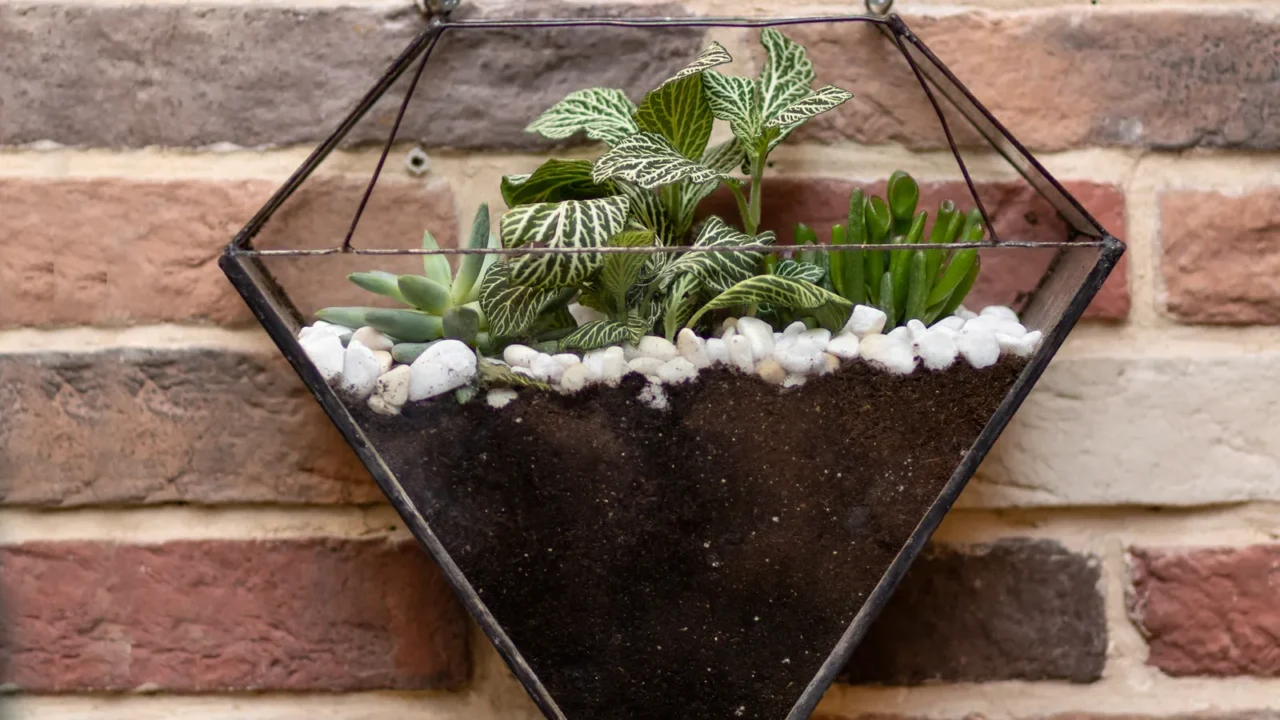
[
  {"left": 477, "top": 263, "right": 567, "bottom": 338},
  {"left": 626, "top": 303, "right": 659, "bottom": 345},
  {"left": 501, "top": 195, "right": 631, "bottom": 288},
  {"left": 702, "top": 71, "right": 762, "bottom": 154},
  {"left": 658, "top": 216, "right": 771, "bottom": 292},
  {"left": 592, "top": 133, "right": 729, "bottom": 189},
  {"left": 662, "top": 273, "right": 702, "bottom": 339},
  {"left": 500, "top": 159, "right": 615, "bottom": 207},
  {"left": 759, "top": 28, "right": 816, "bottom": 122},
  {"left": 478, "top": 359, "right": 553, "bottom": 391},
  {"left": 775, "top": 258, "right": 827, "bottom": 284},
  {"left": 658, "top": 42, "right": 733, "bottom": 89},
  {"left": 559, "top": 319, "right": 634, "bottom": 352},
  {"left": 764, "top": 84, "right": 854, "bottom": 152},
  {"left": 525, "top": 88, "right": 640, "bottom": 146},
  {"left": 601, "top": 230, "right": 658, "bottom": 314},
  {"left": 671, "top": 138, "right": 747, "bottom": 238},
  {"left": 687, "top": 274, "right": 850, "bottom": 327}
]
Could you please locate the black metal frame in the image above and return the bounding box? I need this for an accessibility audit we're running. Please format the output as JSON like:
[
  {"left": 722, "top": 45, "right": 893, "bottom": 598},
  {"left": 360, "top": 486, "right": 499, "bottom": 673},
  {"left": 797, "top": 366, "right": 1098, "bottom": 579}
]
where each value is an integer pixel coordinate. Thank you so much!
[{"left": 221, "top": 9, "right": 1124, "bottom": 720}]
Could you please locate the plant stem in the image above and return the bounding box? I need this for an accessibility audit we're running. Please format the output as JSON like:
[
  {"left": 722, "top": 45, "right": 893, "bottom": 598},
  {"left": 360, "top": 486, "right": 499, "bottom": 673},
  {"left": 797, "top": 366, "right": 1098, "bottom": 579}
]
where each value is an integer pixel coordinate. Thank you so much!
[
  {"left": 748, "top": 152, "right": 766, "bottom": 236},
  {"left": 729, "top": 182, "right": 753, "bottom": 234}
]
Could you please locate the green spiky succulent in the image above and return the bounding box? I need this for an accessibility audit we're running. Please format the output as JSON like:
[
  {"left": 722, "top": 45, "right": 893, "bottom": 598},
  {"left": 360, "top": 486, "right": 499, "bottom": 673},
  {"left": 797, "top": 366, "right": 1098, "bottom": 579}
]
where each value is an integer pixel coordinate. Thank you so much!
[{"left": 316, "top": 204, "right": 499, "bottom": 358}]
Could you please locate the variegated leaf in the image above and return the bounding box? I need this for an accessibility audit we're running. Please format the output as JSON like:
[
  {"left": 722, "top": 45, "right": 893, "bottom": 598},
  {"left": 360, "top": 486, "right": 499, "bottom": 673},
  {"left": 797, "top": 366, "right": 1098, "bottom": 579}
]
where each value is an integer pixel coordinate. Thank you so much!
[
  {"left": 658, "top": 42, "right": 733, "bottom": 89},
  {"left": 592, "top": 133, "right": 729, "bottom": 189},
  {"left": 626, "top": 304, "right": 659, "bottom": 345},
  {"left": 659, "top": 216, "right": 771, "bottom": 292},
  {"left": 477, "top": 263, "right": 566, "bottom": 338},
  {"left": 477, "top": 359, "right": 553, "bottom": 391},
  {"left": 500, "top": 159, "right": 615, "bottom": 207},
  {"left": 601, "top": 230, "right": 658, "bottom": 313},
  {"left": 688, "top": 274, "right": 850, "bottom": 327},
  {"left": 759, "top": 28, "right": 816, "bottom": 122},
  {"left": 765, "top": 85, "right": 854, "bottom": 130},
  {"left": 501, "top": 195, "right": 631, "bottom": 288},
  {"left": 672, "top": 138, "right": 747, "bottom": 238},
  {"left": 775, "top": 258, "right": 827, "bottom": 284},
  {"left": 559, "top": 319, "right": 634, "bottom": 352},
  {"left": 662, "top": 273, "right": 702, "bottom": 339},
  {"left": 702, "top": 71, "right": 762, "bottom": 152},
  {"left": 525, "top": 88, "right": 639, "bottom": 146},
  {"left": 636, "top": 74, "right": 714, "bottom": 160}
]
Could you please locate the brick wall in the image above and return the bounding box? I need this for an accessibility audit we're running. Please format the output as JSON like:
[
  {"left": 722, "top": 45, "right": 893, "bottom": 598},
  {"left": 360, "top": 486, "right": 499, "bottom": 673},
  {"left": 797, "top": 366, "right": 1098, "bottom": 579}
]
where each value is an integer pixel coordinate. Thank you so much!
[{"left": 2, "top": 0, "right": 1279, "bottom": 718}]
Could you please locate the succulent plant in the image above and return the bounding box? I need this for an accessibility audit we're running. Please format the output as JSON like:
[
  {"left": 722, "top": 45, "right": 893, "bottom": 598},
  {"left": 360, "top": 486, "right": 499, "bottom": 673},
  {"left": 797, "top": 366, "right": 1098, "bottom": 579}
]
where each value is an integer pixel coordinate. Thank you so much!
[{"left": 316, "top": 204, "right": 498, "bottom": 355}]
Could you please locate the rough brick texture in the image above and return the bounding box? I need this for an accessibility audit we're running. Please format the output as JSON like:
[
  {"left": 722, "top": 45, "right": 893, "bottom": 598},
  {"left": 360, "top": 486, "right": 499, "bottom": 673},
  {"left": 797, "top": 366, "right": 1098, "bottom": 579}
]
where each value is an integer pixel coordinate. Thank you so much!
[
  {"left": 1161, "top": 188, "right": 1280, "bottom": 324},
  {"left": 843, "top": 539, "right": 1106, "bottom": 685},
  {"left": 0, "top": 349, "right": 377, "bottom": 506},
  {"left": 0, "top": 3, "right": 700, "bottom": 149},
  {"left": 0, "top": 177, "right": 455, "bottom": 328},
  {"left": 1129, "top": 545, "right": 1280, "bottom": 677},
  {"left": 968, "top": 350, "right": 1280, "bottom": 507},
  {"left": 701, "top": 177, "right": 1129, "bottom": 319},
  {"left": 787, "top": 10, "right": 1280, "bottom": 150},
  {"left": 0, "top": 539, "right": 469, "bottom": 691}
]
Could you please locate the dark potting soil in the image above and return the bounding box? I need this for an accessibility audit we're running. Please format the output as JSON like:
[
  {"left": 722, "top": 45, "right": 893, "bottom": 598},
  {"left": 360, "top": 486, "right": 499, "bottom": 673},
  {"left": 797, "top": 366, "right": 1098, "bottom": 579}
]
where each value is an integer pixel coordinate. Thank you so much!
[{"left": 351, "top": 359, "right": 1025, "bottom": 720}]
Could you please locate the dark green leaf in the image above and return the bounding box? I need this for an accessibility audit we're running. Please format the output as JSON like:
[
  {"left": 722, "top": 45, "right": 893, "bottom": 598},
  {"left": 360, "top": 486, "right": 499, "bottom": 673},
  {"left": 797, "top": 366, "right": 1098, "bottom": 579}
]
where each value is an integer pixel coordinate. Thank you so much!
[
  {"left": 887, "top": 171, "right": 920, "bottom": 235},
  {"left": 904, "top": 250, "right": 929, "bottom": 321},
  {"left": 659, "top": 216, "right": 770, "bottom": 292},
  {"left": 501, "top": 195, "right": 631, "bottom": 288},
  {"left": 602, "top": 230, "right": 658, "bottom": 314},
  {"left": 559, "top": 319, "right": 634, "bottom": 351},
  {"left": 478, "top": 263, "right": 567, "bottom": 337},
  {"left": 500, "top": 160, "right": 615, "bottom": 207},
  {"left": 688, "top": 274, "right": 849, "bottom": 327}
]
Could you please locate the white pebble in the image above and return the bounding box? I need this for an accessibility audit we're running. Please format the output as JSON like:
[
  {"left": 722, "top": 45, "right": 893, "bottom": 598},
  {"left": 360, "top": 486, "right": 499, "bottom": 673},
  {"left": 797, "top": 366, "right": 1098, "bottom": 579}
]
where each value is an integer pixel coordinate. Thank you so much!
[
  {"left": 339, "top": 338, "right": 381, "bottom": 400},
  {"left": 637, "top": 335, "right": 679, "bottom": 362},
  {"left": 756, "top": 357, "right": 786, "bottom": 385},
  {"left": 966, "top": 315, "right": 1027, "bottom": 338},
  {"left": 676, "top": 328, "right": 712, "bottom": 369},
  {"left": 860, "top": 334, "right": 918, "bottom": 375},
  {"left": 560, "top": 362, "right": 589, "bottom": 393},
  {"left": 820, "top": 352, "right": 841, "bottom": 375},
  {"left": 552, "top": 353, "right": 581, "bottom": 368},
  {"left": 638, "top": 382, "right": 669, "bottom": 410},
  {"left": 628, "top": 357, "right": 665, "bottom": 376},
  {"left": 844, "top": 305, "right": 888, "bottom": 338},
  {"left": 826, "top": 333, "right": 860, "bottom": 360},
  {"left": 980, "top": 305, "right": 1020, "bottom": 322},
  {"left": 486, "top": 388, "right": 518, "bottom": 409},
  {"left": 299, "top": 321, "right": 352, "bottom": 344},
  {"left": 717, "top": 317, "right": 739, "bottom": 336},
  {"left": 503, "top": 344, "right": 539, "bottom": 369},
  {"left": 887, "top": 326, "right": 911, "bottom": 343},
  {"left": 530, "top": 353, "right": 565, "bottom": 383},
  {"left": 774, "top": 330, "right": 829, "bottom": 375},
  {"left": 957, "top": 326, "right": 1001, "bottom": 369},
  {"left": 351, "top": 326, "right": 393, "bottom": 353},
  {"left": 727, "top": 335, "right": 755, "bottom": 374},
  {"left": 705, "top": 338, "right": 729, "bottom": 366},
  {"left": 720, "top": 325, "right": 738, "bottom": 341},
  {"left": 658, "top": 357, "right": 699, "bottom": 384},
  {"left": 301, "top": 333, "right": 344, "bottom": 385},
  {"left": 935, "top": 316, "right": 967, "bottom": 332},
  {"left": 375, "top": 365, "right": 411, "bottom": 407},
  {"left": 373, "top": 350, "right": 394, "bottom": 375},
  {"left": 735, "top": 317, "right": 776, "bottom": 361},
  {"left": 568, "top": 302, "right": 607, "bottom": 326},
  {"left": 409, "top": 339, "right": 478, "bottom": 401},
  {"left": 955, "top": 305, "right": 978, "bottom": 320},
  {"left": 915, "top": 328, "right": 959, "bottom": 371},
  {"left": 782, "top": 321, "right": 807, "bottom": 338},
  {"left": 367, "top": 394, "right": 401, "bottom": 416},
  {"left": 584, "top": 346, "right": 626, "bottom": 386},
  {"left": 782, "top": 374, "right": 807, "bottom": 388},
  {"left": 906, "top": 319, "right": 928, "bottom": 342},
  {"left": 998, "top": 329, "right": 1043, "bottom": 358}
]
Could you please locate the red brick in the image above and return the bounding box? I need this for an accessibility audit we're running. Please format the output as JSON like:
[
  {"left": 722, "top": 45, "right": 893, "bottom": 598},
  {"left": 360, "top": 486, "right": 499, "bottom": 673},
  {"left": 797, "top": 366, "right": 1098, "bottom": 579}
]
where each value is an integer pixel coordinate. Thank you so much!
[
  {"left": 0, "top": 349, "right": 380, "bottom": 506},
  {"left": 701, "top": 177, "right": 1129, "bottom": 319},
  {"left": 1161, "top": 189, "right": 1280, "bottom": 324},
  {"left": 1129, "top": 545, "right": 1280, "bottom": 677},
  {"left": 784, "top": 11, "right": 1280, "bottom": 151},
  {"left": 0, "top": 539, "right": 469, "bottom": 691},
  {"left": 0, "top": 177, "right": 455, "bottom": 328}
]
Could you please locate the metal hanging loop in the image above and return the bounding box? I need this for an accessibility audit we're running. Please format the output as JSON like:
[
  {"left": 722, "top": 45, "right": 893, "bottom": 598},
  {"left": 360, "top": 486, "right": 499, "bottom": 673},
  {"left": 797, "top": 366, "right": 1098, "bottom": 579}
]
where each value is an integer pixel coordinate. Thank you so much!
[
  {"left": 416, "top": 0, "right": 459, "bottom": 20},
  {"left": 866, "top": 0, "right": 894, "bottom": 16}
]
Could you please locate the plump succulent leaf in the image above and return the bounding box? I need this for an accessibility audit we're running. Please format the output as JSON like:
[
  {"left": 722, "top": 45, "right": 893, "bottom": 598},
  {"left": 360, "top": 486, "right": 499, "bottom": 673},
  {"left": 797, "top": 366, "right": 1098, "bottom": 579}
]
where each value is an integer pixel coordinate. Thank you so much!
[
  {"left": 501, "top": 195, "right": 631, "bottom": 288},
  {"left": 775, "top": 258, "right": 826, "bottom": 284},
  {"left": 348, "top": 271, "right": 407, "bottom": 304},
  {"left": 687, "top": 274, "right": 849, "bottom": 327},
  {"left": 420, "top": 231, "right": 453, "bottom": 289},
  {"left": 592, "top": 133, "right": 730, "bottom": 189},
  {"left": 315, "top": 306, "right": 374, "bottom": 329},
  {"left": 559, "top": 319, "right": 634, "bottom": 352},
  {"left": 500, "top": 160, "right": 615, "bottom": 207},
  {"left": 478, "top": 263, "right": 566, "bottom": 338},
  {"left": 659, "top": 216, "right": 770, "bottom": 292},
  {"left": 904, "top": 250, "right": 929, "bottom": 321},
  {"left": 398, "top": 275, "right": 451, "bottom": 314},
  {"left": 364, "top": 309, "right": 444, "bottom": 343},
  {"left": 601, "top": 230, "right": 658, "bottom": 314},
  {"left": 451, "top": 204, "right": 491, "bottom": 306},
  {"left": 392, "top": 342, "right": 430, "bottom": 364},
  {"left": 442, "top": 305, "right": 480, "bottom": 345},
  {"left": 758, "top": 28, "right": 817, "bottom": 122},
  {"left": 926, "top": 246, "right": 980, "bottom": 308},
  {"left": 932, "top": 254, "right": 981, "bottom": 321},
  {"left": 525, "top": 88, "right": 639, "bottom": 146},
  {"left": 887, "top": 171, "right": 920, "bottom": 236}
]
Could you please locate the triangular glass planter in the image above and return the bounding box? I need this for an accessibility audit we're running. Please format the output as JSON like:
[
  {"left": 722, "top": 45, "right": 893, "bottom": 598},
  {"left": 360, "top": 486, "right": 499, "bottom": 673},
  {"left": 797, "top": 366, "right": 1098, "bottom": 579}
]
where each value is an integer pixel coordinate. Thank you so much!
[{"left": 221, "top": 9, "right": 1123, "bottom": 720}]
